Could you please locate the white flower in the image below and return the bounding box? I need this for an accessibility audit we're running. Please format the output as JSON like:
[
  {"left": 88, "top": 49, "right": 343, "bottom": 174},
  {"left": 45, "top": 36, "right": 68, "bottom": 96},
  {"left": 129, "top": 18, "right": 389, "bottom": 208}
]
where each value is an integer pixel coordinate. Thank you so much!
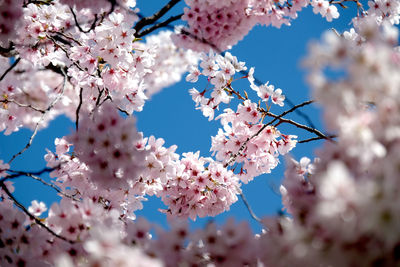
[
  {"left": 28, "top": 200, "right": 47, "bottom": 217},
  {"left": 271, "top": 88, "right": 285, "bottom": 106}
]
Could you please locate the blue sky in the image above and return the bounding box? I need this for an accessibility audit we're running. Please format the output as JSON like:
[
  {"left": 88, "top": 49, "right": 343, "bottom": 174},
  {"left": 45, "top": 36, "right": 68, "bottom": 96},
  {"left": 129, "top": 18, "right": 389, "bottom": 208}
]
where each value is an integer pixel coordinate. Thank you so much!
[{"left": 0, "top": 0, "right": 357, "bottom": 232}]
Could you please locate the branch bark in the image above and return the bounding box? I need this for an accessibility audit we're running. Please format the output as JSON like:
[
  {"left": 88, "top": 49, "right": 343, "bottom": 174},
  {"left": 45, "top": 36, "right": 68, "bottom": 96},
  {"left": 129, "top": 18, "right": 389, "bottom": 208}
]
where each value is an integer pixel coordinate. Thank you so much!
[{"left": 134, "top": 0, "right": 181, "bottom": 33}]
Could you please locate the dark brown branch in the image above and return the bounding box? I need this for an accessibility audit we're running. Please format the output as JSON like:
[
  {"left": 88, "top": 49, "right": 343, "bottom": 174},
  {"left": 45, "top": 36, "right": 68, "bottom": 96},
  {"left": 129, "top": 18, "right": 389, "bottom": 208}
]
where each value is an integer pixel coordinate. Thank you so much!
[
  {"left": 264, "top": 111, "right": 334, "bottom": 142},
  {"left": 282, "top": 97, "right": 317, "bottom": 129},
  {"left": 134, "top": 0, "right": 181, "bottom": 33},
  {"left": 69, "top": 7, "right": 99, "bottom": 33},
  {"left": 265, "top": 100, "right": 314, "bottom": 126},
  {"left": 0, "top": 43, "right": 17, "bottom": 57},
  {"left": 3, "top": 167, "right": 79, "bottom": 201},
  {"left": 298, "top": 135, "right": 337, "bottom": 143},
  {"left": 76, "top": 87, "right": 83, "bottom": 130},
  {"left": 0, "top": 181, "right": 75, "bottom": 244},
  {"left": 1, "top": 167, "right": 55, "bottom": 182},
  {"left": 52, "top": 31, "right": 83, "bottom": 46},
  {"left": 136, "top": 13, "right": 183, "bottom": 37},
  {"left": 240, "top": 70, "right": 317, "bottom": 128},
  {"left": 23, "top": 0, "right": 53, "bottom": 7},
  {"left": 0, "top": 57, "right": 21, "bottom": 81},
  {"left": 118, "top": 107, "right": 130, "bottom": 116}
]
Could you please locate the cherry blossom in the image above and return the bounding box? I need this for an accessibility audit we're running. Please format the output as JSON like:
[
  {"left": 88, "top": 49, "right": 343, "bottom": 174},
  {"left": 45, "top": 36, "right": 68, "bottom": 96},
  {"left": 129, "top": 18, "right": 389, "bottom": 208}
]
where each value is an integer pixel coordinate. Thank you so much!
[
  {"left": 28, "top": 200, "right": 47, "bottom": 217},
  {"left": 1, "top": 0, "right": 400, "bottom": 266}
]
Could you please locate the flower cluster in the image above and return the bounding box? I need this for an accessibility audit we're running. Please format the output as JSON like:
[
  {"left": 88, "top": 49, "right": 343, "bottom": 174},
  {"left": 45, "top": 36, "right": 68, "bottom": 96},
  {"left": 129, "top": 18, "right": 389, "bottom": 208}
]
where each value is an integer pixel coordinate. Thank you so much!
[
  {"left": 3, "top": 0, "right": 400, "bottom": 266},
  {"left": 367, "top": 0, "right": 400, "bottom": 25},
  {"left": 173, "top": 0, "right": 253, "bottom": 51},
  {"left": 212, "top": 100, "right": 297, "bottom": 183},
  {"left": 0, "top": 0, "right": 23, "bottom": 47},
  {"left": 57, "top": 224, "right": 162, "bottom": 267},
  {"left": 140, "top": 31, "right": 200, "bottom": 98},
  {"left": 260, "top": 19, "right": 400, "bottom": 266},
  {"left": 59, "top": 0, "right": 112, "bottom": 14},
  {"left": 67, "top": 11, "right": 152, "bottom": 114},
  {"left": 187, "top": 51, "right": 246, "bottom": 120},
  {"left": 311, "top": 0, "right": 339, "bottom": 22},
  {"left": 129, "top": 135, "right": 241, "bottom": 220},
  {"left": 69, "top": 102, "right": 148, "bottom": 190},
  {"left": 16, "top": 2, "right": 72, "bottom": 65},
  {"left": 0, "top": 193, "right": 54, "bottom": 266},
  {"left": 159, "top": 153, "right": 240, "bottom": 220},
  {"left": 247, "top": 0, "right": 308, "bottom": 28},
  {"left": 174, "top": 0, "right": 341, "bottom": 51},
  {"left": 188, "top": 51, "right": 296, "bottom": 182},
  {"left": 45, "top": 136, "right": 147, "bottom": 221},
  {"left": 0, "top": 57, "right": 76, "bottom": 135}
]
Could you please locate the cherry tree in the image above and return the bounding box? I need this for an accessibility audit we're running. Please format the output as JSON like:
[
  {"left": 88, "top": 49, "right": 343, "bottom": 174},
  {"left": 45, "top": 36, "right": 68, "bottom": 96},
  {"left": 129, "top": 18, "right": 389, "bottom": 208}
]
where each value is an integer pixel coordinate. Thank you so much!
[{"left": 0, "top": 0, "right": 399, "bottom": 266}]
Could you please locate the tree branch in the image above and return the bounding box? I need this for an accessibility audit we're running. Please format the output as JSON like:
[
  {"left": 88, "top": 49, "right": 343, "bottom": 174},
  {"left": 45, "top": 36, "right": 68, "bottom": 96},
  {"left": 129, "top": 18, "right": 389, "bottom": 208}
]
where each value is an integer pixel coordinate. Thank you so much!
[
  {"left": 1, "top": 166, "right": 55, "bottom": 182},
  {"left": 69, "top": 7, "right": 99, "bottom": 33},
  {"left": 134, "top": 0, "right": 181, "bottom": 33},
  {"left": 263, "top": 111, "right": 335, "bottom": 142},
  {"left": 0, "top": 43, "right": 17, "bottom": 57},
  {"left": 76, "top": 87, "right": 83, "bottom": 130},
  {"left": 264, "top": 100, "right": 314, "bottom": 126},
  {"left": 298, "top": 135, "right": 337, "bottom": 143},
  {"left": 26, "top": 173, "right": 80, "bottom": 201},
  {"left": 136, "top": 13, "right": 183, "bottom": 37},
  {"left": 3, "top": 166, "right": 79, "bottom": 201},
  {"left": 0, "top": 57, "right": 21, "bottom": 82},
  {"left": 0, "top": 99, "right": 45, "bottom": 114}
]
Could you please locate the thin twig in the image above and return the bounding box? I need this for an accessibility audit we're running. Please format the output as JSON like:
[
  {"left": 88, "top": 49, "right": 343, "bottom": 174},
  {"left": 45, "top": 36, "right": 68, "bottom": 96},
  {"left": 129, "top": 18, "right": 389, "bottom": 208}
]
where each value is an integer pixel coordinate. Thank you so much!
[
  {"left": 0, "top": 181, "right": 75, "bottom": 244},
  {"left": 4, "top": 167, "right": 79, "bottom": 201},
  {"left": 118, "top": 107, "right": 130, "bottom": 116},
  {"left": 264, "top": 100, "right": 314, "bottom": 126},
  {"left": 0, "top": 99, "right": 45, "bottom": 113},
  {"left": 298, "top": 135, "right": 337, "bottom": 143},
  {"left": 264, "top": 111, "right": 335, "bottom": 141},
  {"left": 0, "top": 57, "right": 21, "bottom": 81},
  {"left": 3, "top": 167, "right": 55, "bottom": 180},
  {"left": 241, "top": 70, "right": 317, "bottom": 128},
  {"left": 136, "top": 13, "right": 183, "bottom": 37},
  {"left": 7, "top": 68, "right": 67, "bottom": 165},
  {"left": 95, "top": 88, "right": 104, "bottom": 107},
  {"left": 27, "top": 173, "right": 80, "bottom": 201},
  {"left": 69, "top": 7, "right": 99, "bottom": 33},
  {"left": 283, "top": 97, "right": 317, "bottom": 129},
  {"left": 53, "top": 31, "right": 83, "bottom": 46}
]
